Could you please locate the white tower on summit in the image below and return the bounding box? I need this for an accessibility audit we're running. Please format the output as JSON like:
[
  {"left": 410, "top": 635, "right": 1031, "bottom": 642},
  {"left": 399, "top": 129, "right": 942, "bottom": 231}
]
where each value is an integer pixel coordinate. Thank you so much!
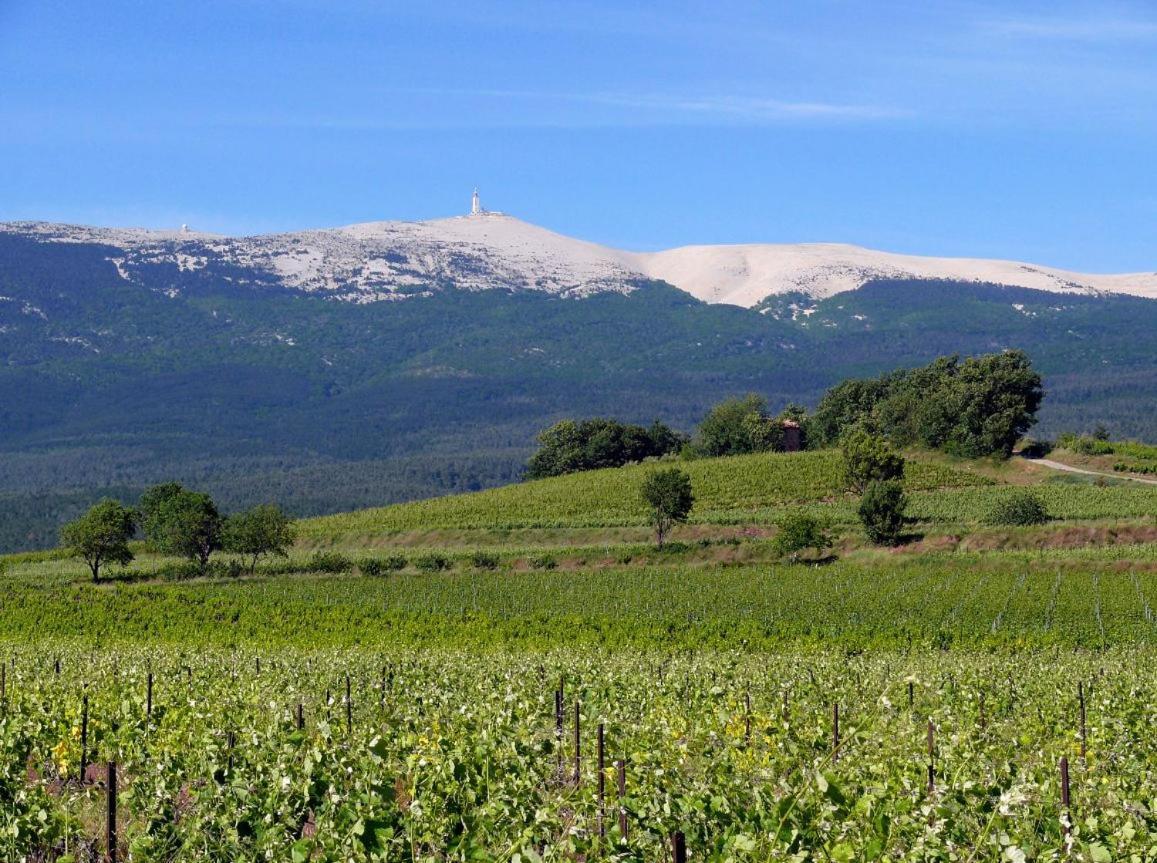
[{"left": 471, "top": 188, "right": 481, "bottom": 215}]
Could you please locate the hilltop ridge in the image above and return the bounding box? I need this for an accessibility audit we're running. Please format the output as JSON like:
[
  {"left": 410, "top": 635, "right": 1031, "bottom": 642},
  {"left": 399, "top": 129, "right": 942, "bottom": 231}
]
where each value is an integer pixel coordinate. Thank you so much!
[{"left": 6, "top": 211, "right": 1157, "bottom": 307}]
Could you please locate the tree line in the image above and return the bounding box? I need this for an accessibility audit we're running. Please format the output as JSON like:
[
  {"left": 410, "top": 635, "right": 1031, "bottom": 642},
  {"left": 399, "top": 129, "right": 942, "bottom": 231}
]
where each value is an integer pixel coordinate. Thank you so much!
[
  {"left": 61, "top": 484, "right": 295, "bottom": 582},
  {"left": 529, "top": 350, "right": 1043, "bottom": 479}
]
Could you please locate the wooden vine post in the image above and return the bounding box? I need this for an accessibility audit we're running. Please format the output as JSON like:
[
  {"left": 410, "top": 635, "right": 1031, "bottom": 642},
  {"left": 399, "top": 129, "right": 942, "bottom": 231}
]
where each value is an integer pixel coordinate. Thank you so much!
[
  {"left": 616, "top": 759, "right": 628, "bottom": 841},
  {"left": 572, "top": 700, "right": 581, "bottom": 786},
  {"left": 106, "top": 761, "right": 118, "bottom": 863},
  {"left": 926, "top": 719, "right": 935, "bottom": 793},
  {"left": 672, "top": 830, "right": 686, "bottom": 863},
  {"left": 1060, "top": 756, "right": 1071, "bottom": 838},
  {"left": 345, "top": 673, "right": 352, "bottom": 736},
  {"left": 744, "top": 691, "right": 752, "bottom": 744},
  {"left": 554, "top": 688, "right": 563, "bottom": 774},
  {"left": 832, "top": 703, "right": 840, "bottom": 761},
  {"left": 597, "top": 723, "right": 606, "bottom": 838}
]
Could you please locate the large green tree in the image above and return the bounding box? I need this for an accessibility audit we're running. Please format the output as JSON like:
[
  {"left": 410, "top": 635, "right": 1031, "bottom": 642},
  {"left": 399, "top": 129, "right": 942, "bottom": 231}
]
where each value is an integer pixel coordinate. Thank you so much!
[
  {"left": 146, "top": 488, "right": 223, "bottom": 571},
  {"left": 60, "top": 498, "right": 137, "bottom": 582},
  {"left": 223, "top": 504, "right": 297, "bottom": 573},
  {"left": 811, "top": 351, "right": 1042, "bottom": 459},
  {"left": 940, "top": 351, "right": 1044, "bottom": 457},
  {"left": 697, "top": 394, "right": 778, "bottom": 456},
  {"left": 526, "top": 418, "right": 685, "bottom": 479},
  {"left": 139, "top": 482, "right": 189, "bottom": 550}
]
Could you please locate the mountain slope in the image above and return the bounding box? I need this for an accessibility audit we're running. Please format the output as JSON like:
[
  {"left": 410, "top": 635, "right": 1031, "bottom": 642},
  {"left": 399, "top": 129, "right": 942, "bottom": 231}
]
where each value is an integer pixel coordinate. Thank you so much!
[{"left": 6, "top": 214, "right": 1157, "bottom": 308}]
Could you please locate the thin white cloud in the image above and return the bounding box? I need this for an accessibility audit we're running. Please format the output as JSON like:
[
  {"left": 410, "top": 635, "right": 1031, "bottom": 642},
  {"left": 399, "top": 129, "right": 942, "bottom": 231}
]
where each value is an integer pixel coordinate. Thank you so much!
[
  {"left": 983, "top": 15, "right": 1157, "bottom": 41},
  {"left": 588, "top": 93, "right": 908, "bottom": 122},
  {"left": 397, "top": 87, "right": 908, "bottom": 125}
]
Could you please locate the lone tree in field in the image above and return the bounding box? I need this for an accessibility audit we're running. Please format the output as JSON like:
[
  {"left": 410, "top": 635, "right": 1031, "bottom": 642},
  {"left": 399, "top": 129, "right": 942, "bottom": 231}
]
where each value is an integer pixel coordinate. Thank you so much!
[
  {"left": 61, "top": 499, "right": 137, "bottom": 583},
  {"left": 640, "top": 468, "right": 694, "bottom": 547},
  {"left": 858, "top": 479, "right": 908, "bottom": 546},
  {"left": 223, "top": 504, "right": 297, "bottom": 573},
  {"left": 841, "top": 428, "right": 905, "bottom": 493},
  {"left": 146, "top": 488, "right": 223, "bottom": 572}
]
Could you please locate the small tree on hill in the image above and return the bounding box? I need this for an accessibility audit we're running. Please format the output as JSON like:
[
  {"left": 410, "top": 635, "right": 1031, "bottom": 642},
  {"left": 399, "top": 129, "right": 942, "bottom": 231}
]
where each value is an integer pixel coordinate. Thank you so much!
[
  {"left": 640, "top": 468, "right": 694, "bottom": 547},
  {"left": 858, "top": 479, "right": 907, "bottom": 546},
  {"left": 147, "top": 489, "right": 223, "bottom": 572},
  {"left": 841, "top": 428, "right": 905, "bottom": 493},
  {"left": 771, "top": 510, "right": 833, "bottom": 563},
  {"left": 61, "top": 499, "right": 137, "bottom": 583},
  {"left": 223, "top": 504, "right": 296, "bottom": 573}
]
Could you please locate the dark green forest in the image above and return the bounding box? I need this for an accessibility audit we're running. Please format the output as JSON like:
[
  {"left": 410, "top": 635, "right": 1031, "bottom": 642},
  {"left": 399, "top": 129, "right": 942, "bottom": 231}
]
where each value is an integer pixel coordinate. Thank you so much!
[{"left": 2, "top": 233, "right": 1156, "bottom": 551}]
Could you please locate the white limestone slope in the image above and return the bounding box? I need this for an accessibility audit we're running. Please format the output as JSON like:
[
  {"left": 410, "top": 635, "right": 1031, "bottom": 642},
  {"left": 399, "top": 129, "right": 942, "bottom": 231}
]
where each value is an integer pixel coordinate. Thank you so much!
[
  {"left": 3, "top": 214, "right": 642, "bottom": 302},
  {"left": 632, "top": 242, "right": 1157, "bottom": 305},
  {"left": 5, "top": 215, "right": 1157, "bottom": 307}
]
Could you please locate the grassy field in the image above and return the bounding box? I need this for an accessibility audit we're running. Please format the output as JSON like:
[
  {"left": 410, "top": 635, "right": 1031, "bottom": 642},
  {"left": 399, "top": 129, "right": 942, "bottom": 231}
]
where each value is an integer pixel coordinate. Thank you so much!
[{"left": 3, "top": 446, "right": 1157, "bottom": 860}]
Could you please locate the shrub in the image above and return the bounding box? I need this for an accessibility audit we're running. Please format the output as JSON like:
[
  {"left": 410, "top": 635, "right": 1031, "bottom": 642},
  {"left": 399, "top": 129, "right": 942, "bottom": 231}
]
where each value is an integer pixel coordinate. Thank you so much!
[
  {"left": 985, "top": 491, "right": 1050, "bottom": 526},
  {"left": 358, "top": 557, "right": 386, "bottom": 576},
  {"left": 858, "top": 480, "right": 907, "bottom": 546},
  {"left": 1019, "top": 439, "right": 1053, "bottom": 458},
  {"left": 771, "top": 510, "right": 834, "bottom": 562},
  {"left": 382, "top": 554, "right": 408, "bottom": 572},
  {"left": 154, "top": 561, "right": 203, "bottom": 581},
  {"left": 1058, "top": 432, "right": 1114, "bottom": 456},
  {"left": 470, "top": 551, "right": 500, "bottom": 570},
  {"left": 530, "top": 554, "right": 557, "bottom": 570},
  {"left": 415, "top": 553, "right": 452, "bottom": 573},
  {"left": 306, "top": 551, "right": 353, "bottom": 573},
  {"left": 214, "top": 560, "right": 245, "bottom": 579},
  {"left": 841, "top": 428, "right": 905, "bottom": 493}
]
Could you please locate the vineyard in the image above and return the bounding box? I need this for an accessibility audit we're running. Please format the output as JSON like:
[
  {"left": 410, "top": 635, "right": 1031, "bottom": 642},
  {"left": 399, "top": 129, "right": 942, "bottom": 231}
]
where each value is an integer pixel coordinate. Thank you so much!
[
  {"left": 1, "top": 647, "right": 1154, "bottom": 861},
  {"left": 4, "top": 448, "right": 1157, "bottom": 860},
  {"left": 296, "top": 450, "right": 992, "bottom": 541},
  {"left": 3, "top": 552, "right": 1157, "bottom": 650}
]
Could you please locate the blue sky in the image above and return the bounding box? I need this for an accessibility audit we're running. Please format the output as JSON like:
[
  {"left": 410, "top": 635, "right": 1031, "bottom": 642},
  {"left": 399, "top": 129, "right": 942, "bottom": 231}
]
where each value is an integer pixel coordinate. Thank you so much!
[{"left": 3, "top": 0, "right": 1156, "bottom": 271}]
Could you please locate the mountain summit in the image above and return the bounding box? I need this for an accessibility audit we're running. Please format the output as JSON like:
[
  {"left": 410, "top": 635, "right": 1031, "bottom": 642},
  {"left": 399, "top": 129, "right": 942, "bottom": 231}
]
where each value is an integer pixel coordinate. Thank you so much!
[{"left": 5, "top": 211, "right": 1157, "bottom": 307}]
